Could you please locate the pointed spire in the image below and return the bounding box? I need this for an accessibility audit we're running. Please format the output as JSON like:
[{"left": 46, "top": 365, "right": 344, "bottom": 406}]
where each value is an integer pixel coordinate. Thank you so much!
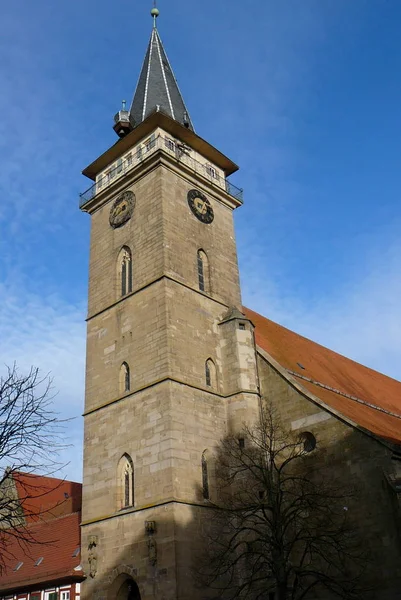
[{"left": 129, "top": 7, "right": 194, "bottom": 131}]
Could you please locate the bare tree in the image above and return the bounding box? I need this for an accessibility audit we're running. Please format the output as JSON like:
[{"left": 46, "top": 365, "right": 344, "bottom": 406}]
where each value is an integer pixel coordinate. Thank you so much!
[
  {"left": 0, "top": 364, "right": 66, "bottom": 569},
  {"left": 198, "top": 403, "right": 371, "bottom": 600}
]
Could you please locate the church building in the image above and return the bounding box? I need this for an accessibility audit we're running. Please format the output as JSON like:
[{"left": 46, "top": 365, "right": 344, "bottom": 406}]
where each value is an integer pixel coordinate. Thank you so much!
[
  {"left": 76, "top": 8, "right": 401, "bottom": 599},
  {"left": 2, "top": 7, "right": 400, "bottom": 600}
]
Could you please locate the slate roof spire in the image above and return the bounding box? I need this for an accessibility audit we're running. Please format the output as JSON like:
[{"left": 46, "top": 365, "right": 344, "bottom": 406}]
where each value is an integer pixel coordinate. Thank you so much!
[{"left": 129, "top": 6, "right": 194, "bottom": 131}]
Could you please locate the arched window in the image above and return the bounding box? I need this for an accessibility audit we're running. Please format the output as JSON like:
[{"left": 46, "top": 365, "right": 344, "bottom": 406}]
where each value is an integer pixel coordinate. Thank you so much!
[
  {"left": 197, "top": 250, "right": 210, "bottom": 293},
  {"left": 119, "top": 246, "right": 133, "bottom": 297},
  {"left": 205, "top": 358, "right": 217, "bottom": 389},
  {"left": 117, "top": 454, "right": 134, "bottom": 509},
  {"left": 119, "top": 362, "right": 130, "bottom": 394},
  {"left": 202, "top": 450, "right": 209, "bottom": 500}
]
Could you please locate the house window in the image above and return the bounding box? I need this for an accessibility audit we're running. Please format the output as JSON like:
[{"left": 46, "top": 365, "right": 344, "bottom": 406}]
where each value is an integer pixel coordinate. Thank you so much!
[
  {"left": 117, "top": 158, "right": 123, "bottom": 174},
  {"left": 45, "top": 593, "right": 58, "bottom": 600},
  {"left": 206, "top": 164, "right": 218, "bottom": 179},
  {"left": 238, "top": 437, "right": 245, "bottom": 449},
  {"left": 126, "top": 153, "right": 132, "bottom": 166},
  {"left": 97, "top": 175, "right": 103, "bottom": 190},
  {"left": 105, "top": 170, "right": 112, "bottom": 182},
  {"left": 61, "top": 592, "right": 70, "bottom": 600},
  {"left": 165, "top": 137, "right": 176, "bottom": 152},
  {"left": 119, "top": 362, "right": 130, "bottom": 394},
  {"left": 144, "top": 134, "right": 156, "bottom": 152},
  {"left": 136, "top": 145, "right": 142, "bottom": 160},
  {"left": 239, "top": 323, "right": 246, "bottom": 331},
  {"left": 202, "top": 450, "right": 209, "bottom": 500},
  {"left": 197, "top": 250, "right": 210, "bottom": 293},
  {"left": 118, "top": 454, "right": 134, "bottom": 509},
  {"left": 119, "top": 247, "right": 133, "bottom": 297}
]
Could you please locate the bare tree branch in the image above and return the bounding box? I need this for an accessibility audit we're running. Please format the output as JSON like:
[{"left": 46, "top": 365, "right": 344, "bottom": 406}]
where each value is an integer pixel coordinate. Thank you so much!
[
  {"left": 0, "top": 364, "right": 68, "bottom": 571},
  {"left": 196, "top": 402, "right": 373, "bottom": 600}
]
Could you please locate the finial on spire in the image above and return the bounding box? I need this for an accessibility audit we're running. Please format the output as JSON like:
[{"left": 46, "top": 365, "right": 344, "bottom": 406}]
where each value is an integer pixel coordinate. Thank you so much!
[{"left": 151, "top": 1, "right": 159, "bottom": 28}]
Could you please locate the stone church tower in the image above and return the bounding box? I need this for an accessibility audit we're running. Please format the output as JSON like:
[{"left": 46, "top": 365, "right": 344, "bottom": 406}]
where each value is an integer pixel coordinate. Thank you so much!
[{"left": 80, "top": 9, "right": 259, "bottom": 600}]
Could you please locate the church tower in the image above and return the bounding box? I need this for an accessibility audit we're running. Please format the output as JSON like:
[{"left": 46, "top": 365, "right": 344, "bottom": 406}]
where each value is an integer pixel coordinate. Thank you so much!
[{"left": 80, "top": 9, "right": 260, "bottom": 600}]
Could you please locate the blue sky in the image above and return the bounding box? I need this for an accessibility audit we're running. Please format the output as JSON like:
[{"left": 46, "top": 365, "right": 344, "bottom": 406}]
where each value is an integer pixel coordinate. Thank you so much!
[{"left": 0, "top": 0, "right": 400, "bottom": 481}]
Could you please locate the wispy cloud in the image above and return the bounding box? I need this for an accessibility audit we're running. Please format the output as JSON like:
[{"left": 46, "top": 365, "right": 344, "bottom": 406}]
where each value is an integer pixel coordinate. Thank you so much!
[
  {"left": 0, "top": 287, "right": 86, "bottom": 481},
  {"left": 242, "top": 237, "right": 401, "bottom": 381}
]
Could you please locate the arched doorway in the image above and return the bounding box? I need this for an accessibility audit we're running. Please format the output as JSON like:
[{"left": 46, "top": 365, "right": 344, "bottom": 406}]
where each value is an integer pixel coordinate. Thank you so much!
[{"left": 110, "top": 574, "right": 141, "bottom": 600}]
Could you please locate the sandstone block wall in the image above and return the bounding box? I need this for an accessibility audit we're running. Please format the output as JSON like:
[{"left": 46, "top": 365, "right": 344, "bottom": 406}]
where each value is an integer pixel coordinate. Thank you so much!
[{"left": 258, "top": 354, "right": 401, "bottom": 598}]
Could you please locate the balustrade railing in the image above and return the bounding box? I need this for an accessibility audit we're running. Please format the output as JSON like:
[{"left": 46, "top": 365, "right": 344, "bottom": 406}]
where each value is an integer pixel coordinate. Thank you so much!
[{"left": 79, "top": 135, "right": 243, "bottom": 207}]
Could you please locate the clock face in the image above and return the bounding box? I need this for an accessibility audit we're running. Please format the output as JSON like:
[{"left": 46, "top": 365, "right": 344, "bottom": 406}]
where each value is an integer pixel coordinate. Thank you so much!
[
  {"left": 109, "top": 191, "right": 135, "bottom": 228},
  {"left": 187, "top": 189, "right": 214, "bottom": 224}
]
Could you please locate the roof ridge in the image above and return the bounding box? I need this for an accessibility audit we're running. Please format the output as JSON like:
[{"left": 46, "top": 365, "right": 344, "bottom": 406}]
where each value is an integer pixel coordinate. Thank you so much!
[
  {"left": 288, "top": 369, "right": 401, "bottom": 420},
  {"left": 154, "top": 29, "right": 175, "bottom": 119},
  {"left": 243, "top": 306, "right": 401, "bottom": 385},
  {"left": 14, "top": 472, "right": 82, "bottom": 486}
]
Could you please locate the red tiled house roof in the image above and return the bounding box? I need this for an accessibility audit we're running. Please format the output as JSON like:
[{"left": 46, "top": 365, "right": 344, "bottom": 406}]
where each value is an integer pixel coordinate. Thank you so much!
[
  {"left": 0, "top": 512, "right": 82, "bottom": 593},
  {"left": 13, "top": 473, "right": 82, "bottom": 523},
  {"left": 243, "top": 307, "right": 401, "bottom": 445}
]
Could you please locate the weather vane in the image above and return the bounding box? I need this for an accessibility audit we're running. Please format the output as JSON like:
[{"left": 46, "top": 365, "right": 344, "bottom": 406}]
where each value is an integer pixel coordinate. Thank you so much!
[{"left": 151, "top": 0, "right": 160, "bottom": 28}]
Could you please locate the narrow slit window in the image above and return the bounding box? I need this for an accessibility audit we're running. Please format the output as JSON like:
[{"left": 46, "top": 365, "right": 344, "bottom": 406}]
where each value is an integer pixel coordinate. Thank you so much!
[
  {"left": 198, "top": 253, "right": 205, "bottom": 291},
  {"left": 119, "top": 362, "right": 130, "bottom": 394},
  {"left": 197, "top": 250, "right": 210, "bottom": 293},
  {"left": 205, "top": 359, "right": 216, "bottom": 389},
  {"left": 124, "top": 468, "right": 130, "bottom": 507},
  {"left": 202, "top": 451, "right": 209, "bottom": 500},
  {"left": 205, "top": 361, "right": 211, "bottom": 387},
  {"left": 118, "top": 454, "right": 134, "bottom": 509},
  {"left": 119, "top": 247, "right": 133, "bottom": 297}
]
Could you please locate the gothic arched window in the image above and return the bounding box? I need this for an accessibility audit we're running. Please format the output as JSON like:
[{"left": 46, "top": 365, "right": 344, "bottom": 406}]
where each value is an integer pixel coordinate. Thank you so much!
[
  {"left": 117, "top": 454, "right": 134, "bottom": 510},
  {"left": 201, "top": 450, "right": 209, "bottom": 500},
  {"left": 205, "top": 358, "right": 216, "bottom": 389},
  {"left": 119, "top": 362, "right": 130, "bottom": 394},
  {"left": 119, "top": 246, "right": 133, "bottom": 297},
  {"left": 197, "top": 250, "right": 210, "bottom": 293}
]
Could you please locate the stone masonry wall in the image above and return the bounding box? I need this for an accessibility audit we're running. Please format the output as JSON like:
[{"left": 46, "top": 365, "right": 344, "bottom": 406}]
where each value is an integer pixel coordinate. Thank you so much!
[{"left": 258, "top": 353, "right": 401, "bottom": 599}]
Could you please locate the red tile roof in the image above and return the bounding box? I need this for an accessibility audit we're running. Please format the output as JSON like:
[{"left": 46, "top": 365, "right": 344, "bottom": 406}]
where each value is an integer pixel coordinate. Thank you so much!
[
  {"left": 243, "top": 307, "right": 401, "bottom": 445},
  {"left": 13, "top": 473, "right": 82, "bottom": 523},
  {"left": 0, "top": 511, "right": 82, "bottom": 592}
]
